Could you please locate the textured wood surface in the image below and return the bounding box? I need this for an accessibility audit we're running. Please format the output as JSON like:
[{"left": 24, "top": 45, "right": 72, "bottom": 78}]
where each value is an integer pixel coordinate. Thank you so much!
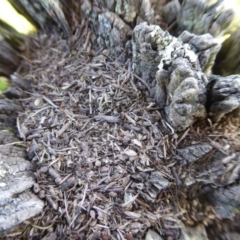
[{"left": 0, "top": 130, "right": 44, "bottom": 231}]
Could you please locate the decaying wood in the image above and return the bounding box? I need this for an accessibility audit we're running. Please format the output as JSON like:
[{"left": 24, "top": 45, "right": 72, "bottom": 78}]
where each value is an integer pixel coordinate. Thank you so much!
[
  {"left": 207, "top": 74, "right": 240, "bottom": 123},
  {"left": 206, "top": 214, "right": 240, "bottom": 240},
  {"left": 81, "top": 0, "right": 153, "bottom": 57},
  {"left": 2, "top": 73, "right": 32, "bottom": 99},
  {"left": 0, "top": 191, "right": 44, "bottom": 232},
  {"left": 0, "top": 130, "right": 44, "bottom": 231},
  {"left": 203, "top": 185, "right": 240, "bottom": 219},
  {"left": 132, "top": 22, "right": 221, "bottom": 130},
  {"left": 177, "top": 143, "right": 213, "bottom": 164},
  {"left": 163, "top": 0, "right": 240, "bottom": 77},
  {"left": 97, "top": 11, "right": 132, "bottom": 57},
  {"left": 162, "top": 0, "right": 180, "bottom": 27},
  {"left": 0, "top": 0, "right": 240, "bottom": 239},
  {"left": 103, "top": 0, "right": 154, "bottom": 24}
]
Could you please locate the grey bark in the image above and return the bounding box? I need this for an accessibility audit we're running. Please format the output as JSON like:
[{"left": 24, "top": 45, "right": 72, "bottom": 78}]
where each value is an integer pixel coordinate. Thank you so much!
[
  {"left": 202, "top": 185, "right": 240, "bottom": 219},
  {"left": 104, "top": 0, "right": 154, "bottom": 24},
  {"left": 0, "top": 130, "right": 44, "bottom": 231},
  {"left": 131, "top": 22, "right": 220, "bottom": 130},
  {"left": 177, "top": 146, "right": 240, "bottom": 236},
  {"left": 163, "top": 0, "right": 240, "bottom": 76},
  {"left": 81, "top": 0, "right": 153, "bottom": 57},
  {"left": 177, "top": 143, "right": 213, "bottom": 164},
  {"left": 207, "top": 74, "right": 240, "bottom": 122},
  {"left": 97, "top": 11, "right": 132, "bottom": 56},
  {"left": 0, "top": 0, "right": 240, "bottom": 236},
  {"left": 0, "top": 191, "right": 44, "bottom": 232},
  {"left": 0, "top": 59, "right": 41, "bottom": 232},
  {"left": 206, "top": 214, "right": 240, "bottom": 240}
]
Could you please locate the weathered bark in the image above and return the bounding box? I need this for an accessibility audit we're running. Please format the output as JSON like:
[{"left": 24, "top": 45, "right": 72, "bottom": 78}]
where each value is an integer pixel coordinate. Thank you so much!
[
  {"left": 0, "top": 130, "right": 44, "bottom": 231},
  {"left": 207, "top": 74, "right": 240, "bottom": 122},
  {"left": 132, "top": 22, "right": 221, "bottom": 130},
  {"left": 107, "top": 0, "right": 154, "bottom": 24},
  {"left": 97, "top": 11, "right": 132, "bottom": 57},
  {"left": 177, "top": 143, "right": 213, "bottom": 164},
  {"left": 203, "top": 185, "right": 240, "bottom": 219},
  {"left": 0, "top": 49, "right": 41, "bottom": 230},
  {"left": 81, "top": 0, "right": 154, "bottom": 57},
  {"left": 163, "top": 0, "right": 240, "bottom": 76},
  {"left": 8, "top": 0, "right": 48, "bottom": 29},
  {"left": 59, "top": 0, "right": 82, "bottom": 30},
  {"left": 0, "top": 191, "right": 44, "bottom": 232},
  {"left": 0, "top": 0, "right": 239, "bottom": 237},
  {"left": 206, "top": 214, "right": 240, "bottom": 240}
]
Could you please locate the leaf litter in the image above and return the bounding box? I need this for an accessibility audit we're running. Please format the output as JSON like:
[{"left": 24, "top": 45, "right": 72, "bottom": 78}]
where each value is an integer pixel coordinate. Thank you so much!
[{"left": 4, "top": 16, "right": 240, "bottom": 240}]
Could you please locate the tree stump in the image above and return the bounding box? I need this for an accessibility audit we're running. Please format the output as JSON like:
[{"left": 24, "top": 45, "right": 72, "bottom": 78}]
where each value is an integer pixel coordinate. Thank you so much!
[{"left": 0, "top": 0, "right": 240, "bottom": 239}]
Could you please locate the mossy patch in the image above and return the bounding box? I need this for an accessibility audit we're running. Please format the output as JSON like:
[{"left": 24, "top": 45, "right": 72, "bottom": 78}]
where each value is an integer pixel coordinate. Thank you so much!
[{"left": 0, "top": 76, "right": 9, "bottom": 91}]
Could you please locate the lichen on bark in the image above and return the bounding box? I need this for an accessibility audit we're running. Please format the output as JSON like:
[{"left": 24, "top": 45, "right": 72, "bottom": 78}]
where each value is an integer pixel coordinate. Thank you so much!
[{"left": 132, "top": 22, "right": 221, "bottom": 130}]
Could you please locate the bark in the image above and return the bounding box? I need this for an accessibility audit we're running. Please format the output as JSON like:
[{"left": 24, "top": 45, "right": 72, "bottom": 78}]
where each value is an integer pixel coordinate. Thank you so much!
[
  {"left": 0, "top": 0, "right": 239, "bottom": 236},
  {"left": 177, "top": 143, "right": 213, "bottom": 164},
  {"left": 0, "top": 54, "right": 42, "bottom": 231},
  {"left": 0, "top": 72, "right": 30, "bottom": 116},
  {"left": 132, "top": 22, "right": 220, "bottom": 130},
  {"left": 97, "top": 11, "right": 132, "bottom": 57},
  {"left": 203, "top": 185, "right": 240, "bottom": 219},
  {"left": 0, "top": 191, "right": 44, "bottom": 232},
  {"left": 207, "top": 74, "right": 240, "bottom": 122},
  {"left": 0, "top": 130, "right": 44, "bottom": 231},
  {"left": 81, "top": 0, "right": 153, "bottom": 57},
  {"left": 163, "top": 0, "right": 240, "bottom": 76},
  {"left": 206, "top": 214, "right": 240, "bottom": 240}
]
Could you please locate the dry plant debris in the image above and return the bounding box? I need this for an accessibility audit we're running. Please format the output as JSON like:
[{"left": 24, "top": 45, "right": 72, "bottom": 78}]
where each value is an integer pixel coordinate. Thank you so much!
[{"left": 2, "top": 18, "right": 240, "bottom": 240}]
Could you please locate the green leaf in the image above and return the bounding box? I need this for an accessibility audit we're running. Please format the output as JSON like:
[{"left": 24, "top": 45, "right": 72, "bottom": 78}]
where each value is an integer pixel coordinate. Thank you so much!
[{"left": 0, "top": 76, "right": 9, "bottom": 91}]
